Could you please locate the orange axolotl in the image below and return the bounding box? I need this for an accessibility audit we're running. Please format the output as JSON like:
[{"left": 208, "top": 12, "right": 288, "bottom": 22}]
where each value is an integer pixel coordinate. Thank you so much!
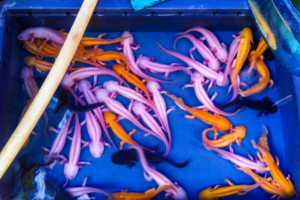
[
  {"left": 81, "top": 33, "right": 128, "bottom": 48},
  {"left": 252, "top": 126, "right": 295, "bottom": 198},
  {"left": 109, "top": 184, "right": 176, "bottom": 200},
  {"left": 23, "top": 40, "right": 57, "bottom": 57},
  {"left": 90, "top": 51, "right": 130, "bottom": 68},
  {"left": 103, "top": 111, "right": 149, "bottom": 150},
  {"left": 239, "top": 57, "right": 273, "bottom": 97},
  {"left": 165, "top": 93, "right": 231, "bottom": 131},
  {"left": 198, "top": 179, "right": 263, "bottom": 200},
  {"left": 202, "top": 125, "right": 247, "bottom": 148},
  {"left": 35, "top": 39, "right": 60, "bottom": 55},
  {"left": 24, "top": 56, "right": 53, "bottom": 73},
  {"left": 247, "top": 37, "right": 268, "bottom": 74},
  {"left": 231, "top": 27, "right": 253, "bottom": 91},
  {"left": 112, "top": 64, "right": 152, "bottom": 101},
  {"left": 236, "top": 167, "right": 287, "bottom": 198}
]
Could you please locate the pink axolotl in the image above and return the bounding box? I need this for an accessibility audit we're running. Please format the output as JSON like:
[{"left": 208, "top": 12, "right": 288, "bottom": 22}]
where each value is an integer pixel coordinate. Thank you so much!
[
  {"left": 203, "top": 143, "right": 266, "bottom": 174},
  {"left": 102, "top": 80, "right": 165, "bottom": 128},
  {"left": 117, "top": 31, "right": 169, "bottom": 83},
  {"left": 75, "top": 94, "right": 110, "bottom": 158},
  {"left": 65, "top": 177, "right": 115, "bottom": 200},
  {"left": 183, "top": 72, "right": 241, "bottom": 116},
  {"left": 94, "top": 88, "right": 155, "bottom": 135},
  {"left": 158, "top": 43, "right": 226, "bottom": 87},
  {"left": 130, "top": 145, "right": 188, "bottom": 200},
  {"left": 61, "top": 113, "right": 91, "bottom": 182},
  {"left": 40, "top": 112, "right": 74, "bottom": 167},
  {"left": 135, "top": 55, "right": 193, "bottom": 79},
  {"left": 18, "top": 27, "right": 66, "bottom": 45},
  {"left": 146, "top": 81, "right": 175, "bottom": 149},
  {"left": 174, "top": 34, "right": 220, "bottom": 71},
  {"left": 77, "top": 79, "right": 117, "bottom": 150},
  {"left": 62, "top": 67, "right": 125, "bottom": 88},
  {"left": 20, "top": 66, "right": 48, "bottom": 136},
  {"left": 132, "top": 101, "right": 170, "bottom": 156},
  {"left": 223, "top": 38, "right": 249, "bottom": 103},
  {"left": 178, "top": 27, "right": 228, "bottom": 63}
]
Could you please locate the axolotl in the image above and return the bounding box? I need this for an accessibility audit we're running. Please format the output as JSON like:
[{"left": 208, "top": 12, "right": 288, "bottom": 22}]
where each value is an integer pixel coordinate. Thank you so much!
[
  {"left": 135, "top": 55, "right": 193, "bottom": 78},
  {"left": 117, "top": 31, "right": 167, "bottom": 82},
  {"left": 198, "top": 179, "right": 263, "bottom": 200},
  {"left": 60, "top": 113, "right": 91, "bottom": 182},
  {"left": 130, "top": 145, "right": 188, "bottom": 200},
  {"left": 41, "top": 112, "right": 74, "bottom": 166},
  {"left": 18, "top": 26, "right": 86, "bottom": 52},
  {"left": 203, "top": 143, "right": 266, "bottom": 174},
  {"left": 65, "top": 177, "right": 115, "bottom": 200},
  {"left": 20, "top": 67, "right": 48, "bottom": 146},
  {"left": 174, "top": 33, "right": 220, "bottom": 71},
  {"left": 178, "top": 27, "right": 228, "bottom": 63},
  {"left": 165, "top": 93, "right": 232, "bottom": 131},
  {"left": 132, "top": 101, "right": 170, "bottom": 156},
  {"left": 202, "top": 125, "right": 247, "bottom": 148},
  {"left": 94, "top": 88, "right": 155, "bottom": 135},
  {"left": 111, "top": 149, "right": 188, "bottom": 169},
  {"left": 252, "top": 126, "right": 295, "bottom": 198},
  {"left": 75, "top": 95, "right": 110, "bottom": 158},
  {"left": 110, "top": 184, "right": 175, "bottom": 200}
]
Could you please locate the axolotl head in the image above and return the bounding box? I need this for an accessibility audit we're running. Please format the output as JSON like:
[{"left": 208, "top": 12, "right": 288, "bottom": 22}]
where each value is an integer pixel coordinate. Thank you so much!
[
  {"left": 78, "top": 79, "right": 92, "bottom": 92},
  {"left": 121, "top": 31, "right": 134, "bottom": 45},
  {"left": 89, "top": 141, "right": 105, "bottom": 158},
  {"left": 64, "top": 163, "right": 79, "bottom": 180},
  {"left": 254, "top": 160, "right": 268, "bottom": 174},
  {"left": 103, "top": 80, "right": 119, "bottom": 93},
  {"left": 132, "top": 101, "right": 146, "bottom": 116},
  {"left": 146, "top": 81, "right": 162, "bottom": 94},
  {"left": 168, "top": 183, "right": 188, "bottom": 200},
  {"left": 103, "top": 111, "right": 117, "bottom": 124},
  {"left": 191, "top": 71, "right": 205, "bottom": 83},
  {"left": 191, "top": 71, "right": 225, "bottom": 87},
  {"left": 135, "top": 56, "right": 152, "bottom": 70},
  {"left": 215, "top": 47, "right": 228, "bottom": 63},
  {"left": 18, "top": 28, "right": 33, "bottom": 41},
  {"left": 94, "top": 89, "right": 110, "bottom": 103}
]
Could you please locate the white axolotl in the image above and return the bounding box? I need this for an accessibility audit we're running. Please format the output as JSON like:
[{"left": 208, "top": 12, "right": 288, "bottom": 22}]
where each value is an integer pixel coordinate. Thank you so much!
[
  {"left": 94, "top": 88, "right": 155, "bottom": 135},
  {"left": 20, "top": 66, "right": 48, "bottom": 136},
  {"left": 146, "top": 81, "right": 175, "bottom": 148},
  {"left": 102, "top": 80, "right": 165, "bottom": 129},
  {"left": 62, "top": 67, "right": 125, "bottom": 89},
  {"left": 182, "top": 72, "right": 241, "bottom": 116},
  {"left": 18, "top": 26, "right": 66, "bottom": 45},
  {"left": 130, "top": 145, "right": 188, "bottom": 200},
  {"left": 60, "top": 113, "right": 91, "bottom": 184},
  {"left": 65, "top": 177, "right": 115, "bottom": 200},
  {"left": 74, "top": 94, "right": 110, "bottom": 158},
  {"left": 174, "top": 33, "right": 220, "bottom": 71},
  {"left": 158, "top": 44, "right": 226, "bottom": 87},
  {"left": 178, "top": 27, "right": 228, "bottom": 63},
  {"left": 77, "top": 79, "right": 117, "bottom": 150},
  {"left": 40, "top": 112, "right": 74, "bottom": 167},
  {"left": 135, "top": 55, "right": 193, "bottom": 79},
  {"left": 117, "top": 31, "right": 169, "bottom": 83},
  {"left": 132, "top": 101, "right": 170, "bottom": 156}
]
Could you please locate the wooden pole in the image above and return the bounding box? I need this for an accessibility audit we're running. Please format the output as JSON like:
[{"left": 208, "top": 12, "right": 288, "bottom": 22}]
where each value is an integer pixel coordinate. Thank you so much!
[{"left": 0, "top": 0, "right": 99, "bottom": 179}]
